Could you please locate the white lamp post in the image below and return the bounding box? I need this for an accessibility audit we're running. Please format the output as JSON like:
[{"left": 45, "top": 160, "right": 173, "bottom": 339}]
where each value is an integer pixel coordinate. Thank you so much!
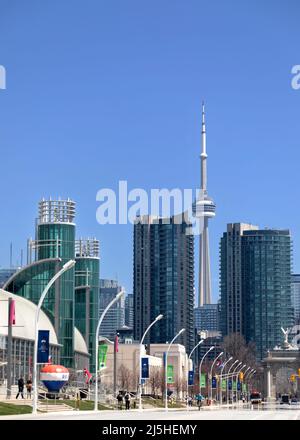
[
  {"left": 239, "top": 366, "right": 250, "bottom": 404},
  {"left": 234, "top": 363, "right": 246, "bottom": 404},
  {"left": 219, "top": 356, "right": 232, "bottom": 406},
  {"left": 165, "top": 328, "right": 185, "bottom": 411},
  {"left": 226, "top": 359, "right": 239, "bottom": 405},
  {"left": 186, "top": 339, "right": 204, "bottom": 410},
  {"left": 138, "top": 314, "right": 163, "bottom": 411},
  {"left": 94, "top": 289, "right": 125, "bottom": 411},
  {"left": 247, "top": 369, "right": 256, "bottom": 399},
  {"left": 230, "top": 361, "right": 242, "bottom": 405},
  {"left": 32, "top": 259, "right": 76, "bottom": 414},
  {"left": 199, "top": 346, "right": 214, "bottom": 398},
  {"left": 209, "top": 351, "right": 223, "bottom": 403},
  {"left": 243, "top": 368, "right": 254, "bottom": 402}
]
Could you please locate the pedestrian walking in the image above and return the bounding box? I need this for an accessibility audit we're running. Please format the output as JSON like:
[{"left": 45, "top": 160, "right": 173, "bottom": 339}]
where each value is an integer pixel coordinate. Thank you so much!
[
  {"left": 125, "top": 391, "right": 131, "bottom": 410},
  {"left": 117, "top": 392, "right": 123, "bottom": 410},
  {"left": 26, "top": 377, "right": 32, "bottom": 399},
  {"left": 16, "top": 377, "right": 24, "bottom": 399}
]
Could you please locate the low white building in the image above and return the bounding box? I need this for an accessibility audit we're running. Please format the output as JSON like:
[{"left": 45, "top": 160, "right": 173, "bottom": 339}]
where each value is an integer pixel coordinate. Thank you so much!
[{"left": 99, "top": 340, "right": 190, "bottom": 398}]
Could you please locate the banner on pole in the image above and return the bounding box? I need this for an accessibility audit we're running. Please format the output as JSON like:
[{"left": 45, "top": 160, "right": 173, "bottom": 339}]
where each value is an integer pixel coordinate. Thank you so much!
[
  {"left": 237, "top": 381, "right": 241, "bottom": 391},
  {"left": 228, "top": 379, "right": 232, "bottom": 390},
  {"left": 212, "top": 376, "right": 217, "bottom": 389},
  {"left": 188, "top": 371, "right": 194, "bottom": 385},
  {"left": 200, "top": 373, "right": 206, "bottom": 387},
  {"left": 167, "top": 365, "right": 174, "bottom": 384},
  {"left": 242, "top": 383, "right": 247, "bottom": 392},
  {"left": 98, "top": 344, "right": 108, "bottom": 369},
  {"left": 233, "top": 380, "right": 237, "bottom": 390},
  {"left": 221, "top": 379, "right": 226, "bottom": 391},
  {"left": 37, "top": 330, "right": 49, "bottom": 363},
  {"left": 9, "top": 299, "right": 16, "bottom": 325},
  {"left": 141, "top": 357, "right": 149, "bottom": 379}
]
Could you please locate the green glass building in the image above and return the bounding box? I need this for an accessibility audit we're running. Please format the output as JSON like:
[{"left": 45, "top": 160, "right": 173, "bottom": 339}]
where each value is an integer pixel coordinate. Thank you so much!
[
  {"left": 4, "top": 199, "right": 76, "bottom": 368},
  {"left": 242, "top": 229, "right": 294, "bottom": 359},
  {"left": 75, "top": 239, "right": 100, "bottom": 374}
]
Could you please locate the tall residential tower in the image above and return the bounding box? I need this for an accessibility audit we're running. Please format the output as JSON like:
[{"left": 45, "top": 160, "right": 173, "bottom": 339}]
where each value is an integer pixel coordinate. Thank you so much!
[{"left": 133, "top": 215, "right": 194, "bottom": 354}]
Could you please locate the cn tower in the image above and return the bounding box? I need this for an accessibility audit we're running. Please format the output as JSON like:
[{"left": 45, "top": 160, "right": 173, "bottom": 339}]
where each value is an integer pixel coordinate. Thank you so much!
[{"left": 195, "top": 103, "right": 216, "bottom": 306}]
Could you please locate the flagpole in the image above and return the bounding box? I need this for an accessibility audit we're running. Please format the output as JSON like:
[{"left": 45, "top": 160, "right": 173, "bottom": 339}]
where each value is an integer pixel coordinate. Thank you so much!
[
  {"left": 113, "top": 332, "right": 119, "bottom": 398},
  {"left": 6, "top": 298, "right": 14, "bottom": 399}
]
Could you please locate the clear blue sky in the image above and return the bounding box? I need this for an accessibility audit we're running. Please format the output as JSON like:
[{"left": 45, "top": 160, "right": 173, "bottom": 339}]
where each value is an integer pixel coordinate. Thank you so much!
[{"left": 0, "top": 0, "right": 299, "bottom": 303}]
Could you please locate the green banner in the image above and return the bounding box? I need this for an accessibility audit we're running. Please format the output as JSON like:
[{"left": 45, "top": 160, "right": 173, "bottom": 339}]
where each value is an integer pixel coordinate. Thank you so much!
[
  {"left": 233, "top": 381, "right": 237, "bottom": 390},
  {"left": 242, "top": 383, "right": 247, "bottom": 392},
  {"left": 98, "top": 344, "right": 108, "bottom": 369},
  {"left": 221, "top": 379, "right": 226, "bottom": 391},
  {"left": 167, "top": 365, "right": 174, "bottom": 384},
  {"left": 200, "top": 373, "right": 206, "bottom": 387}
]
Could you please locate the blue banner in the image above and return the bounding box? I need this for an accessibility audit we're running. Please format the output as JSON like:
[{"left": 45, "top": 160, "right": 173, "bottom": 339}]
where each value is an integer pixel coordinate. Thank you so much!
[
  {"left": 188, "top": 371, "right": 194, "bottom": 385},
  {"left": 237, "top": 381, "right": 241, "bottom": 391},
  {"left": 212, "top": 376, "right": 217, "bottom": 389},
  {"left": 37, "top": 330, "right": 49, "bottom": 363},
  {"left": 141, "top": 357, "right": 149, "bottom": 379},
  {"left": 228, "top": 380, "right": 232, "bottom": 390}
]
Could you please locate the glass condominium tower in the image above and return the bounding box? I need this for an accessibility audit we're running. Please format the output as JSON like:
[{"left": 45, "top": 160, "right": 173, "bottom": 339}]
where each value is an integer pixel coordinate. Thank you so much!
[
  {"left": 133, "top": 215, "right": 194, "bottom": 354},
  {"left": 242, "top": 229, "right": 294, "bottom": 359},
  {"left": 220, "top": 225, "right": 294, "bottom": 359}
]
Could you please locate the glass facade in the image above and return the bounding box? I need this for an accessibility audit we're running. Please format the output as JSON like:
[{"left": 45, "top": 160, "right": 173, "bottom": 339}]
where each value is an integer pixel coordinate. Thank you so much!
[
  {"left": 291, "top": 274, "right": 300, "bottom": 324},
  {"left": 134, "top": 215, "right": 194, "bottom": 354},
  {"left": 0, "top": 336, "right": 59, "bottom": 385},
  {"left": 37, "top": 222, "right": 75, "bottom": 368},
  {"left": 3, "top": 259, "right": 59, "bottom": 323},
  {"left": 75, "top": 257, "right": 99, "bottom": 374},
  {"left": 0, "top": 268, "right": 18, "bottom": 288},
  {"left": 99, "top": 279, "right": 125, "bottom": 340},
  {"left": 194, "top": 304, "right": 219, "bottom": 332},
  {"left": 242, "top": 230, "right": 294, "bottom": 359}
]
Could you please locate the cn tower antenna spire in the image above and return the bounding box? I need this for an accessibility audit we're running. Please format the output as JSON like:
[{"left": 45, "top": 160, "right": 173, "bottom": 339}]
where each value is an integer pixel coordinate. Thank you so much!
[
  {"left": 200, "top": 101, "right": 207, "bottom": 192},
  {"left": 196, "top": 101, "right": 216, "bottom": 306}
]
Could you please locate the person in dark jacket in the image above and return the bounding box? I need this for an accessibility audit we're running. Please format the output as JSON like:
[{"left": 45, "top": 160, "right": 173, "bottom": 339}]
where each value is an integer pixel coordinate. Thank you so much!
[{"left": 16, "top": 377, "right": 24, "bottom": 399}]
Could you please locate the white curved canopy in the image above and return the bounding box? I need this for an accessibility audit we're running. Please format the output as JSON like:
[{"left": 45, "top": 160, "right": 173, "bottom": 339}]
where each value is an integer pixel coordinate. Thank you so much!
[{"left": 0, "top": 289, "right": 58, "bottom": 345}]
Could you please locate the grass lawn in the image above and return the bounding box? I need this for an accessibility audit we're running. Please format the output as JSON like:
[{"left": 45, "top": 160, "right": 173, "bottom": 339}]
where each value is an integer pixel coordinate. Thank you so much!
[
  {"left": 142, "top": 397, "right": 184, "bottom": 409},
  {"left": 0, "top": 402, "right": 32, "bottom": 416},
  {"left": 59, "top": 400, "right": 110, "bottom": 411}
]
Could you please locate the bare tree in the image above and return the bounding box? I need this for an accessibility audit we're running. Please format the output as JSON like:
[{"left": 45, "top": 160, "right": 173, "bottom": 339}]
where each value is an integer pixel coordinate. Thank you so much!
[
  {"left": 222, "top": 333, "right": 256, "bottom": 367},
  {"left": 174, "top": 377, "right": 186, "bottom": 399},
  {"left": 159, "top": 368, "right": 166, "bottom": 400},
  {"left": 149, "top": 367, "right": 161, "bottom": 397},
  {"left": 118, "top": 364, "right": 132, "bottom": 391}
]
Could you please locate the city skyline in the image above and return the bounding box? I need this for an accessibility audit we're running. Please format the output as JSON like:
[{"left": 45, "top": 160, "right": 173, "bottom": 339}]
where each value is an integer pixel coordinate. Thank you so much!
[{"left": 0, "top": 1, "right": 300, "bottom": 302}]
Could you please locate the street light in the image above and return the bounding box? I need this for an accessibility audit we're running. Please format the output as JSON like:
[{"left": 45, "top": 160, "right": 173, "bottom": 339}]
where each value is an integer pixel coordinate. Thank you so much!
[
  {"left": 199, "top": 346, "right": 214, "bottom": 398},
  {"left": 219, "top": 356, "right": 232, "bottom": 406},
  {"left": 234, "top": 363, "right": 247, "bottom": 404},
  {"left": 94, "top": 289, "right": 125, "bottom": 411},
  {"left": 226, "top": 359, "right": 239, "bottom": 405},
  {"left": 247, "top": 369, "right": 256, "bottom": 397},
  {"left": 186, "top": 339, "right": 204, "bottom": 410},
  {"left": 165, "top": 328, "right": 185, "bottom": 411},
  {"left": 230, "top": 361, "right": 242, "bottom": 405},
  {"left": 32, "top": 259, "right": 76, "bottom": 414},
  {"left": 239, "top": 366, "right": 251, "bottom": 403},
  {"left": 209, "top": 351, "right": 224, "bottom": 402},
  {"left": 138, "top": 314, "right": 163, "bottom": 411}
]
